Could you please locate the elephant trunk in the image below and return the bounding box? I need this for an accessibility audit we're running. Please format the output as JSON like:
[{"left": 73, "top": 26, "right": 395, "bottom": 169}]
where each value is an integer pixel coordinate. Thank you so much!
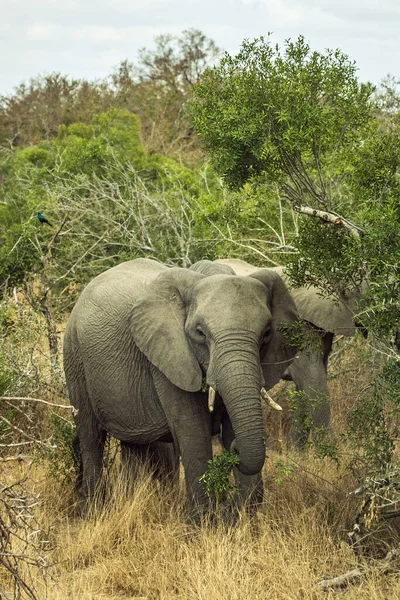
[{"left": 212, "top": 332, "right": 265, "bottom": 476}]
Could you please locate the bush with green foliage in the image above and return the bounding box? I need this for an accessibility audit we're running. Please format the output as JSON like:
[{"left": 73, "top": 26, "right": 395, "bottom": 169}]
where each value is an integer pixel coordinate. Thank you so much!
[{"left": 199, "top": 450, "right": 240, "bottom": 501}]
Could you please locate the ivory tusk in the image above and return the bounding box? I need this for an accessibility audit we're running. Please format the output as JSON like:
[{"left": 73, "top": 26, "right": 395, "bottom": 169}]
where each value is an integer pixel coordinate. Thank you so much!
[
  {"left": 208, "top": 386, "right": 216, "bottom": 412},
  {"left": 260, "top": 387, "right": 282, "bottom": 411}
]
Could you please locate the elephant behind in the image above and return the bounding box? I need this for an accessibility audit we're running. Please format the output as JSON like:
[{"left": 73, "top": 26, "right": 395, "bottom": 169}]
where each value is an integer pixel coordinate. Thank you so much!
[
  {"left": 63, "top": 258, "right": 298, "bottom": 516},
  {"left": 193, "top": 259, "right": 361, "bottom": 447}
]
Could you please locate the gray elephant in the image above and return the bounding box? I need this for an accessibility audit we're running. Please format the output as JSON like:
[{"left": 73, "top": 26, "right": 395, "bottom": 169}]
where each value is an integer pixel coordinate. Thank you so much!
[
  {"left": 193, "top": 258, "right": 360, "bottom": 448},
  {"left": 63, "top": 258, "right": 298, "bottom": 516}
]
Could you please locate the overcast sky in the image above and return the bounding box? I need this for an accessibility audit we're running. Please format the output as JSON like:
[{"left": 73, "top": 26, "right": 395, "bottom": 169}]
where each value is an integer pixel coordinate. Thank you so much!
[{"left": 1, "top": 0, "right": 399, "bottom": 95}]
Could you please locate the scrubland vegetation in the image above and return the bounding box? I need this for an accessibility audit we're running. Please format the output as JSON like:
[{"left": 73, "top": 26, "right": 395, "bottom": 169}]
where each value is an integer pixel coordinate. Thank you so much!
[{"left": 1, "top": 30, "right": 400, "bottom": 598}]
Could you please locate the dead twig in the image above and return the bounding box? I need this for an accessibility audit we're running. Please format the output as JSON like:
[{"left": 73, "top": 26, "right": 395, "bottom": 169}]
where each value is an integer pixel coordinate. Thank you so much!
[{"left": 0, "top": 472, "right": 50, "bottom": 600}]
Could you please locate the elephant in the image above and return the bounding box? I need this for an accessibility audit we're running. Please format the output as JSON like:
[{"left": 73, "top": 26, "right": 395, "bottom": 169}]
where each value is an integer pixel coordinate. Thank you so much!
[
  {"left": 192, "top": 258, "right": 361, "bottom": 448},
  {"left": 63, "top": 258, "right": 298, "bottom": 516}
]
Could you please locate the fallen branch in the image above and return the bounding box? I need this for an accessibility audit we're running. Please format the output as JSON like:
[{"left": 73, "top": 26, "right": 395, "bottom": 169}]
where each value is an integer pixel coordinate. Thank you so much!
[
  {"left": 317, "top": 567, "right": 364, "bottom": 590},
  {"left": 317, "top": 547, "right": 400, "bottom": 591}
]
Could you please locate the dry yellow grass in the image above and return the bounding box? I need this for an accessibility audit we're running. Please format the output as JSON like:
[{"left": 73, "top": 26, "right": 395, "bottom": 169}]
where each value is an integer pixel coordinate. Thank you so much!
[
  {"left": 2, "top": 332, "right": 400, "bottom": 599},
  {"left": 2, "top": 447, "right": 400, "bottom": 600}
]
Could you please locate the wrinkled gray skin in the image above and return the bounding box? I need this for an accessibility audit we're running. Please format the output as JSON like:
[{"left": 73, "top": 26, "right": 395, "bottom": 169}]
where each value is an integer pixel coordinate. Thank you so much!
[
  {"left": 194, "top": 259, "right": 360, "bottom": 448},
  {"left": 64, "top": 258, "right": 298, "bottom": 515}
]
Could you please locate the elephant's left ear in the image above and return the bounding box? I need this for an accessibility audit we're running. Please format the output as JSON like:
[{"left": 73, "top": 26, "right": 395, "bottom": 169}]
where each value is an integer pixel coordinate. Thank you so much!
[
  {"left": 130, "top": 268, "right": 204, "bottom": 392},
  {"left": 249, "top": 269, "right": 299, "bottom": 389}
]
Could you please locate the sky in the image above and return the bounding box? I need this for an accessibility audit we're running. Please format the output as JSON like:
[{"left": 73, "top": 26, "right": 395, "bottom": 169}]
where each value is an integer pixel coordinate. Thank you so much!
[{"left": 1, "top": 0, "right": 399, "bottom": 95}]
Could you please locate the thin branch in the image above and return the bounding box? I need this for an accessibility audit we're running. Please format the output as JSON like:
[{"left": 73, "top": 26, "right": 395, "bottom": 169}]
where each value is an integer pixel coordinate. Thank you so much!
[
  {"left": 0, "top": 416, "right": 56, "bottom": 450},
  {"left": 0, "top": 455, "right": 33, "bottom": 463},
  {"left": 49, "top": 232, "right": 108, "bottom": 290},
  {"left": 312, "top": 138, "right": 326, "bottom": 201},
  {"left": 0, "top": 441, "right": 34, "bottom": 448},
  {"left": 0, "top": 396, "right": 73, "bottom": 409}
]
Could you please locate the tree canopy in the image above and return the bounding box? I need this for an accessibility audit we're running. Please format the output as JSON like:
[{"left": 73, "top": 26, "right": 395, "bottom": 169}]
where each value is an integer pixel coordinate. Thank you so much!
[{"left": 190, "top": 35, "right": 400, "bottom": 342}]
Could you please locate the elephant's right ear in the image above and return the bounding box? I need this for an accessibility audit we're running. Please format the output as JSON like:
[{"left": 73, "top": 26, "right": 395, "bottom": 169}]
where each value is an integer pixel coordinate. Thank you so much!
[
  {"left": 130, "top": 268, "right": 204, "bottom": 392},
  {"left": 290, "top": 287, "right": 356, "bottom": 336}
]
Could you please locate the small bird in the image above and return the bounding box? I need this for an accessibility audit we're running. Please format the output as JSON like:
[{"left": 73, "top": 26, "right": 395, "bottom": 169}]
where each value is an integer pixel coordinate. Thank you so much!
[{"left": 37, "top": 212, "right": 52, "bottom": 226}]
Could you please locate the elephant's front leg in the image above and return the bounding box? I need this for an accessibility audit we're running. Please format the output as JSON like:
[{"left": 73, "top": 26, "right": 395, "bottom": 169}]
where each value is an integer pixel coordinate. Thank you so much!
[
  {"left": 152, "top": 369, "right": 213, "bottom": 514},
  {"left": 221, "top": 413, "right": 264, "bottom": 507}
]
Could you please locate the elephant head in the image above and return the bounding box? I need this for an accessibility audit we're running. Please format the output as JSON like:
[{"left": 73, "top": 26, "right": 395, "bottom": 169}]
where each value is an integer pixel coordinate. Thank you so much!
[
  {"left": 215, "top": 258, "right": 358, "bottom": 336},
  {"left": 130, "top": 266, "right": 298, "bottom": 476}
]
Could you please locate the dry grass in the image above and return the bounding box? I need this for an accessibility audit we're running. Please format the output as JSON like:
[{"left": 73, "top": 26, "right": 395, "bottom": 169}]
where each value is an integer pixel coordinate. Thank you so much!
[
  {"left": 2, "top": 333, "right": 400, "bottom": 599},
  {"left": 2, "top": 448, "right": 399, "bottom": 600}
]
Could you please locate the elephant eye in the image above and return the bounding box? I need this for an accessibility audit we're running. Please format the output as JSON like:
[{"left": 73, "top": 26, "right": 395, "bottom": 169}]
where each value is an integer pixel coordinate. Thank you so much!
[
  {"left": 263, "top": 325, "right": 272, "bottom": 344},
  {"left": 195, "top": 327, "right": 206, "bottom": 338}
]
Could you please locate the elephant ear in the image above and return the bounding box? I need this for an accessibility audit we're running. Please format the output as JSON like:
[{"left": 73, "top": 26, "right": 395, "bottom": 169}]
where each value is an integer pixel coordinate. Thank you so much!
[
  {"left": 290, "top": 286, "right": 356, "bottom": 336},
  {"left": 130, "top": 268, "right": 204, "bottom": 392},
  {"left": 249, "top": 269, "right": 299, "bottom": 389}
]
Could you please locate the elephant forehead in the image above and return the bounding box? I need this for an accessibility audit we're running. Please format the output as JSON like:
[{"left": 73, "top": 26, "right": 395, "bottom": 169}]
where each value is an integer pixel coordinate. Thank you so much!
[
  {"left": 192, "top": 276, "right": 270, "bottom": 326},
  {"left": 195, "top": 274, "right": 266, "bottom": 301}
]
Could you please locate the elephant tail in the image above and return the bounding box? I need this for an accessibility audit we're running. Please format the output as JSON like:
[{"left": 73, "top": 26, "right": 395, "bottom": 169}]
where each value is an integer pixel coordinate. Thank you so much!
[{"left": 72, "top": 434, "right": 83, "bottom": 491}]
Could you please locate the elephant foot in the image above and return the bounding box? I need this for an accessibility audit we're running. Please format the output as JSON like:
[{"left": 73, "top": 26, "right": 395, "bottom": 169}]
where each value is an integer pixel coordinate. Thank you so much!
[
  {"left": 73, "top": 496, "right": 96, "bottom": 519},
  {"left": 73, "top": 478, "right": 106, "bottom": 519}
]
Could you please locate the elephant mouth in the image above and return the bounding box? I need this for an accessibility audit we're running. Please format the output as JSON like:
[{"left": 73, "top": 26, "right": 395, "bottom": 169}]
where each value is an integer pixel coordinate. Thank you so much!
[{"left": 207, "top": 385, "right": 282, "bottom": 413}]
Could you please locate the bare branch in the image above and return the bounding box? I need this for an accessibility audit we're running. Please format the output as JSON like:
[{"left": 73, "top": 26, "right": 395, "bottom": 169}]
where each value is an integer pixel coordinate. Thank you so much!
[
  {"left": 0, "top": 455, "right": 33, "bottom": 463},
  {"left": 0, "top": 441, "right": 35, "bottom": 448},
  {"left": 0, "top": 416, "right": 56, "bottom": 450},
  {"left": 295, "top": 205, "right": 364, "bottom": 237},
  {"left": 0, "top": 472, "right": 49, "bottom": 600},
  {"left": 317, "top": 547, "right": 400, "bottom": 591},
  {"left": 0, "top": 396, "right": 73, "bottom": 409}
]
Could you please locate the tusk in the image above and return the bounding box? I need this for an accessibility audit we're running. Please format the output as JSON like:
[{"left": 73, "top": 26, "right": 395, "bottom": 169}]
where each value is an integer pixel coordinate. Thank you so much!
[
  {"left": 208, "top": 386, "right": 216, "bottom": 412},
  {"left": 260, "top": 387, "right": 282, "bottom": 411}
]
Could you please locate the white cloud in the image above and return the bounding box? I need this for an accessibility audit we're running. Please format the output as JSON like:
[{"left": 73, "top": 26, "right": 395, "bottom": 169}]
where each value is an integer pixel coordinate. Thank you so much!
[
  {"left": 73, "top": 26, "right": 123, "bottom": 43},
  {"left": 26, "top": 22, "right": 63, "bottom": 41},
  {"left": 266, "top": 0, "right": 307, "bottom": 26}
]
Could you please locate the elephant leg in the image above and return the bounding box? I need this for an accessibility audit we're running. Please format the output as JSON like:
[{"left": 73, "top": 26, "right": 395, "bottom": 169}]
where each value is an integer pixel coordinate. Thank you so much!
[
  {"left": 66, "top": 358, "right": 107, "bottom": 516},
  {"left": 148, "top": 441, "right": 180, "bottom": 482},
  {"left": 76, "top": 410, "right": 107, "bottom": 515},
  {"left": 287, "top": 333, "right": 333, "bottom": 449},
  {"left": 120, "top": 440, "right": 179, "bottom": 483},
  {"left": 221, "top": 413, "right": 264, "bottom": 507},
  {"left": 151, "top": 369, "right": 212, "bottom": 516}
]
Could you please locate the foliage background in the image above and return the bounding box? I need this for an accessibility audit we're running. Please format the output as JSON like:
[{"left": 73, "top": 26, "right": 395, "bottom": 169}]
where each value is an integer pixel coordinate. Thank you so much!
[{"left": 1, "top": 28, "right": 400, "bottom": 600}]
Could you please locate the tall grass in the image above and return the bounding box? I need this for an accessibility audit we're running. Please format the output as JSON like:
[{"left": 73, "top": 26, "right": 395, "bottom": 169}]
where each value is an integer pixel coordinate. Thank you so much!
[{"left": 2, "top": 448, "right": 398, "bottom": 600}]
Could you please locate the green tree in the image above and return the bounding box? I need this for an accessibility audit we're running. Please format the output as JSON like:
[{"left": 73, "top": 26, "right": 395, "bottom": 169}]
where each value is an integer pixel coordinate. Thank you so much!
[
  {"left": 190, "top": 35, "right": 372, "bottom": 229},
  {"left": 190, "top": 35, "right": 400, "bottom": 331}
]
